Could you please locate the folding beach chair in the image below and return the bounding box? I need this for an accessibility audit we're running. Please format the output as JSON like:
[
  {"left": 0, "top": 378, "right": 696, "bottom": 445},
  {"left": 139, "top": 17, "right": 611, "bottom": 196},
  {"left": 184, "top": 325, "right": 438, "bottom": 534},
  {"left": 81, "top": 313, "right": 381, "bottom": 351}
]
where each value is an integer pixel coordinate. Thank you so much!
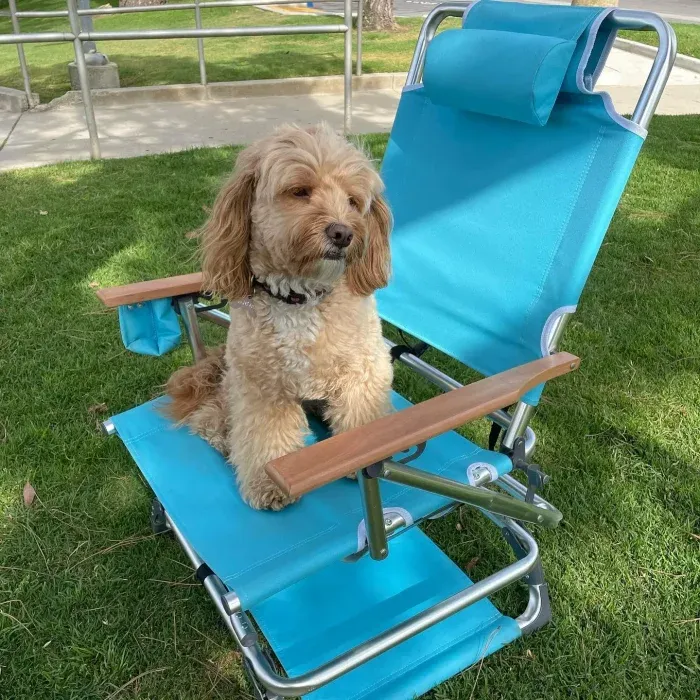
[{"left": 96, "top": 3, "right": 675, "bottom": 698}]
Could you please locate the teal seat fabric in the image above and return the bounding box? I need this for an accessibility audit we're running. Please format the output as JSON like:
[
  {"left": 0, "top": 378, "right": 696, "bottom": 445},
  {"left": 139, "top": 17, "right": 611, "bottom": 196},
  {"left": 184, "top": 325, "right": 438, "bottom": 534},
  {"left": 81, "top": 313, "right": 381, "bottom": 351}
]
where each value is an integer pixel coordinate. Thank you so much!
[
  {"left": 110, "top": 393, "right": 512, "bottom": 609},
  {"left": 376, "top": 1, "right": 644, "bottom": 404}
]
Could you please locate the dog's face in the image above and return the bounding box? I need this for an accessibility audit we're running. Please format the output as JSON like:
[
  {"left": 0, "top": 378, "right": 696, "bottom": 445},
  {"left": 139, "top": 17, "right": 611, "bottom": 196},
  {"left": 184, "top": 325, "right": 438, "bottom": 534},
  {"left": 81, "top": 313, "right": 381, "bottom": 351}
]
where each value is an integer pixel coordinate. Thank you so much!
[
  {"left": 252, "top": 134, "right": 378, "bottom": 282},
  {"left": 200, "top": 124, "right": 392, "bottom": 299}
]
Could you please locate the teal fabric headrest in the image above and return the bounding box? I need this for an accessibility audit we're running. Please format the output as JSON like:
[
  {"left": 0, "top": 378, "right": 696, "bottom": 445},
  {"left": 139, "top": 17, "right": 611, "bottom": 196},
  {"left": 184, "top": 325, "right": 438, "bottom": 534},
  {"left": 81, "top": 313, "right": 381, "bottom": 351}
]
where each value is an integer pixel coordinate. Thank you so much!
[{"left": 422, "top": 28, "right": 577, "bottom": 126}]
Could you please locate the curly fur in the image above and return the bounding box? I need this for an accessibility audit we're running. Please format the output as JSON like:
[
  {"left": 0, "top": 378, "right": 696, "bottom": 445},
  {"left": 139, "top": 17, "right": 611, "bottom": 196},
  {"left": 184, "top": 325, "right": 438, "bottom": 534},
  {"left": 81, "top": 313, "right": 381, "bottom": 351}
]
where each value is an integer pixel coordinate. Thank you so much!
[{"left": 166, "top": 124, "right": 393, "bottom": 510}]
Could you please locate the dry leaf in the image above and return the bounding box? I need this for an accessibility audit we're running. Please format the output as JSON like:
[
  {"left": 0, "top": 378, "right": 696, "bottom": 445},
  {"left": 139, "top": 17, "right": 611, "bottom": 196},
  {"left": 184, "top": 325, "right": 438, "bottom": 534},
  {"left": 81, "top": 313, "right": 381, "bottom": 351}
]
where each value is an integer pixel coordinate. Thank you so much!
[
  {"left": 465, "top": 556, "right": 479, "bottom": 573},
  {"left": 526, "top": 649, "right": 535, "bottom": 660},
  {"left": 455, "top": 522, "right": 462, "bottom": 531},
  {"left": 39, "top": 210, "right": 48, "bottom": 216},
  {"left": 214, "top": 650, "right": 241, "bottom": 672},
  {"left": 23, "top": 482, "right": 37, "bottom": 508},
  {"left": 88, "top": 281, "right": 99, "bottom": 289},
  {"left": 88, "top": 403, "right": 108, "bottom": 415}
]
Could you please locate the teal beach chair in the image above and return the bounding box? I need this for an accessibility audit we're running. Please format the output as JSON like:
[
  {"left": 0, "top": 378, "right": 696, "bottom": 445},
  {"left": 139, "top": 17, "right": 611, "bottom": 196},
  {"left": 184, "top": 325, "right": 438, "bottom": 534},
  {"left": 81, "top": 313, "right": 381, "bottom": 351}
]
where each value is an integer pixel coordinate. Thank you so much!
[{"left": 96, "top": 3, "right": 676, "bottom": 698}]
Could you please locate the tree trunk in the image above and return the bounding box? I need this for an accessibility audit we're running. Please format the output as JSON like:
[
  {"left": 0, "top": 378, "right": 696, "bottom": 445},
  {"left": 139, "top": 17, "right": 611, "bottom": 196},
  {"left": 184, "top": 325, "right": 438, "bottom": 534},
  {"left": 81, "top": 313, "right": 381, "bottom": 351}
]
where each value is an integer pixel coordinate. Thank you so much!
[
  {"left": 571, "top": 0, "right": 618, "bottom": 6},
  {"left": 119, "top": 0, "right": 166, "bottom": 7},
  {"left": 362, "top": 0, "right": 397, "bottom": 31}
]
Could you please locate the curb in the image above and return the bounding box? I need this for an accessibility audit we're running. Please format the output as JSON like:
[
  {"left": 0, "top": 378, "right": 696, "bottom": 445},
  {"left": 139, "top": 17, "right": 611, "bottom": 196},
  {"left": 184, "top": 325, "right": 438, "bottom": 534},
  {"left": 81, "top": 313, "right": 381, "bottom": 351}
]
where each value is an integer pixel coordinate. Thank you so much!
[
  {"left": 0, "top": 86, "right": 40, "bottom": 113},
  {"left": 257, "top": 4, "right": 352, "bottom": 18},
  {"left": 38, "top": 72, "right": 407, "bottom": 111},
  {"left": 614, "top": 37, "right": 700, "bottom": 74}
]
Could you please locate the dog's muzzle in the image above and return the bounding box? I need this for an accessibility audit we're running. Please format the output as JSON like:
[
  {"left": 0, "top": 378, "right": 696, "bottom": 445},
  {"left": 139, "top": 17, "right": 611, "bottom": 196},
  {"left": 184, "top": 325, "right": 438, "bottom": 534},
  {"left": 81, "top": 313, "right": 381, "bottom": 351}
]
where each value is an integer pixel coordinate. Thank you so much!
[{"left": 323, "top": 223, "right": 353, "bottom": 261}]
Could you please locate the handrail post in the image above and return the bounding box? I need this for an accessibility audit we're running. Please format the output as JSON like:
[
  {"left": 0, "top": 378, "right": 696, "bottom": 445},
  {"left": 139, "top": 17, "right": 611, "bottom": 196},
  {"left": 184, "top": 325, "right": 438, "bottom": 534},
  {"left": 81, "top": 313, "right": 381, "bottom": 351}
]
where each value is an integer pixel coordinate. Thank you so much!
[
  {"left": 194, "top": 0, "right": 208, "bottom": 86},
  {"left": 344, "top": 0, "right": 352, "bottom": 132},
  {"left": 7, "top": 0, "right": 35, "bottom": 108},
  {"left": 356, "top": 0, "right": 363, "bottom": 76},
  {"left": 66, "top": 0, "right": 101, "bottom": 159}
]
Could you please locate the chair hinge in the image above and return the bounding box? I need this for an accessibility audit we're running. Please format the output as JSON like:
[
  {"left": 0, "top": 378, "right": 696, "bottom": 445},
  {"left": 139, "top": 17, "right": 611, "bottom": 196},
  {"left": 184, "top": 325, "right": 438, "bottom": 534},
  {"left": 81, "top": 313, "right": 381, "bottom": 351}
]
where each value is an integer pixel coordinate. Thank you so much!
[{"left": 502, "top": 436, "right": 550, "bottom": 503}]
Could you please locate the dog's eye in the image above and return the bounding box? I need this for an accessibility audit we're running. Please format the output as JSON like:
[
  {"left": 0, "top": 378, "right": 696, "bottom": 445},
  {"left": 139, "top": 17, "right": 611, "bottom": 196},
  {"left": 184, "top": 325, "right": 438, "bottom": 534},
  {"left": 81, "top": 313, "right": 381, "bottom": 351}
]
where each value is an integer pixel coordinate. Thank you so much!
[
  {"left": 348, "top": 197, "right": 360, "bottom": 210},
  {"left": 291, "top": 187, "right": 311, "bottom": 198}
]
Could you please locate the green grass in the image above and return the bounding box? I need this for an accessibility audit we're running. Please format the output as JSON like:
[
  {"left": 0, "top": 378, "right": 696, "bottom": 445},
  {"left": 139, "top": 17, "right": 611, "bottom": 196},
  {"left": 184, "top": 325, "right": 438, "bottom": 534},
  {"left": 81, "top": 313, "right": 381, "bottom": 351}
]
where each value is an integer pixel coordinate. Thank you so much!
[
  {"left": 1, "top": 119, "right": 699, "bottom": 699},
  {"left": 0, "top": 0, "right": 429, "bottom": 103},
  {"left": 621, "top": 22, "right": 700, "bottom": 60},
  {"left": 3, "top": 0, "right": 698, "bottom": 104}
]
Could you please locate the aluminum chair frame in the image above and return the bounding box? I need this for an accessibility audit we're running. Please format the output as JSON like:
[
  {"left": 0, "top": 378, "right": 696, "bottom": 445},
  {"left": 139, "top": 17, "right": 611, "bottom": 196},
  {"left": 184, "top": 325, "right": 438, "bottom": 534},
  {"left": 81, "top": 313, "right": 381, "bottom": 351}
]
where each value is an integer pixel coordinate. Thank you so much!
[{"left": 100, "top": 6, "right": 675, "bottom": 697}]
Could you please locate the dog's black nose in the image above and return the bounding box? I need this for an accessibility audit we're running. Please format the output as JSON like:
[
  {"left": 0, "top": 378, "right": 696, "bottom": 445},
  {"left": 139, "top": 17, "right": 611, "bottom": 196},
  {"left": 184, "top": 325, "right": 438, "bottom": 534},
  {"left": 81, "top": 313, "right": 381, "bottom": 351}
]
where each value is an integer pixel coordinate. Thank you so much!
[{"left": 325, "top": 223, "right": 354, "bottom": 248}]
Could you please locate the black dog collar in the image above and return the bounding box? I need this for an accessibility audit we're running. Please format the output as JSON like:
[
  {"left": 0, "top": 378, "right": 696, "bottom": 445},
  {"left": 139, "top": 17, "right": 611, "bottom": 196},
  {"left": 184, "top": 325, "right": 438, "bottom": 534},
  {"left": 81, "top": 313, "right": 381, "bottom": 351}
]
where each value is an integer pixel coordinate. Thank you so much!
[{"left": 252, "top": 278, "right": 326, "bottom": 306}]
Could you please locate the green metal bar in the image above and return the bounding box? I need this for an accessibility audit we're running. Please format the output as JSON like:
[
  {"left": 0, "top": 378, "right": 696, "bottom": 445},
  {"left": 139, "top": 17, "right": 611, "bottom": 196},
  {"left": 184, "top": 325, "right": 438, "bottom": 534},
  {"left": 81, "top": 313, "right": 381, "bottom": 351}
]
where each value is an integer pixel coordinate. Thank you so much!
[
  {"left": 357, "top": 469, "right": 388, "bottom": 560},
  {"left": 379, "top": 461, "right": 562, "bottom": 528}
]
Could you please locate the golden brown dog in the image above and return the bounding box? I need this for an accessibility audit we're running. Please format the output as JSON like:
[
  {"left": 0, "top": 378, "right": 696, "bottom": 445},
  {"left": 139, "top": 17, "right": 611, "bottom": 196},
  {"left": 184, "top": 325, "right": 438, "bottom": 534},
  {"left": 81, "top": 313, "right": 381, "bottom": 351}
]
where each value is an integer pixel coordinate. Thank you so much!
[{"left": 167, "top": 124, "right": 393, "bottom": 510}]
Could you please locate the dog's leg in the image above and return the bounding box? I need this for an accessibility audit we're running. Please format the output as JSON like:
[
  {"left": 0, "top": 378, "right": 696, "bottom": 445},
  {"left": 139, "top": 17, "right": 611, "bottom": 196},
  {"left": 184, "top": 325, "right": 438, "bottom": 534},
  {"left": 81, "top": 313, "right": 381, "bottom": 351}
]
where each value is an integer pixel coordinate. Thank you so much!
[
  {"left": 165, "top": 347, "right": 229, "bottom": 453},
  {"left": 323, "top": 357, "right": 392, "bottom": 479},
  {"left": 228, "top": 387, "right": 308, "bottom": 511},
  {"left": 324, "top": 375, "right": 392, "bottom": 436}
]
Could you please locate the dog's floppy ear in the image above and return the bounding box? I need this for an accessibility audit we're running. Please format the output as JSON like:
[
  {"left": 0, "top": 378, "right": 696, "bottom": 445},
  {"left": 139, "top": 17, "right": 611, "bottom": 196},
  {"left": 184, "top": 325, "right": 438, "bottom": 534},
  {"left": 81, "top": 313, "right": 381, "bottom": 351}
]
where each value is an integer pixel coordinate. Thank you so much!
[
  {"left": 347, "top": 192, "right": 392, "bottom": 296},
  {"left": 200, "top": 146, "right": 259, "bottom": 300}
]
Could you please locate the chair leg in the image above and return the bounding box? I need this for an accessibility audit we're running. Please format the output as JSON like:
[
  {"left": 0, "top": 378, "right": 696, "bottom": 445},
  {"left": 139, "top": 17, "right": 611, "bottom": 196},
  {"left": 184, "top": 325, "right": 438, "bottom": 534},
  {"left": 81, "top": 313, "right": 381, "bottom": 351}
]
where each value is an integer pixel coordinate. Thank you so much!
[
  {"left": 501, "top": 524, "right": 553, "bottom": 634},
  {"left": 244, "top": 655, "right": 283, "bottom": 700},
  {"left": 501, "top": 401, "right": 536, "bottom": 450},
  {"left": 177, "top": 297, "right": 206, "bottom": 363},
  {"left": 150, "top": 498, "right": 171, "bottom": 536},
  {"left": 358, "top": 468, "right": 389, "bottom": 560},
  {"left": 517, "top": 580, "right": 552, "bottom": 635}
]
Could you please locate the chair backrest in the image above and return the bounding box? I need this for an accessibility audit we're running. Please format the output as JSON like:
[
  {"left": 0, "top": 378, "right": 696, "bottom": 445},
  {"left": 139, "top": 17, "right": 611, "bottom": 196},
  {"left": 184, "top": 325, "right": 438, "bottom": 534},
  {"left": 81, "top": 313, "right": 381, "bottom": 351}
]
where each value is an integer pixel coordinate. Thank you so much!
[{"left": 376, "top": 0, "right": 658, "bottom": 404}]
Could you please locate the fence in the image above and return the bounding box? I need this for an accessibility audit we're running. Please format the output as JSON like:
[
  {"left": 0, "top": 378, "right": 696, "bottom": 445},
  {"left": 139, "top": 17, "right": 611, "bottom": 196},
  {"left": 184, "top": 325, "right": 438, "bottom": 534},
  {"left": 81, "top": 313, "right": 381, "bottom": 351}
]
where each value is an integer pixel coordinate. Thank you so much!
[{"left": 2, "top": 0, "right": 361, "bottom": 159}]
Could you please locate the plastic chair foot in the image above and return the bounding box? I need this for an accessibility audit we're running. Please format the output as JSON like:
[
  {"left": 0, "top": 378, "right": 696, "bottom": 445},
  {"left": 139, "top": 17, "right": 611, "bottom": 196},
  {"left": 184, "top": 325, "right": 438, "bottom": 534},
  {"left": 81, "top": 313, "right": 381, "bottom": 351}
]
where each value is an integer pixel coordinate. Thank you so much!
[{"left": 150, "top": 498, "right": 170, "bottom": 535}]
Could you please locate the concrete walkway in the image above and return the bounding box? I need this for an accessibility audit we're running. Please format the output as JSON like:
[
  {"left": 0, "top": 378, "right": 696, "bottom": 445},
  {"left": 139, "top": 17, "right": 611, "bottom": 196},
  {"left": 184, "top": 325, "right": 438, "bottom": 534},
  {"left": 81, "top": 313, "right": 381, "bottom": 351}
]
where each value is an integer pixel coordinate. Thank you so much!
[
  {"left": 1, "top": 45, "right": 699, "bottom": 171},
  {"left": 0, "top": 89, "right": 401, "bottom": 170},
  {"left": 596, "top": 44, "right": 700, "bottom": 114}
]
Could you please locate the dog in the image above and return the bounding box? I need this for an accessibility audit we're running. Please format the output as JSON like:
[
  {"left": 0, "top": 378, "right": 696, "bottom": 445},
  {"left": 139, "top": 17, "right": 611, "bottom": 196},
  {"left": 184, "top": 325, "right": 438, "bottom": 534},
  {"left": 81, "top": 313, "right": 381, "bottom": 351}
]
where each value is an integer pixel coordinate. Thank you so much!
[{"left": 166, "top": 124, "right": 394, "bottom": 510}]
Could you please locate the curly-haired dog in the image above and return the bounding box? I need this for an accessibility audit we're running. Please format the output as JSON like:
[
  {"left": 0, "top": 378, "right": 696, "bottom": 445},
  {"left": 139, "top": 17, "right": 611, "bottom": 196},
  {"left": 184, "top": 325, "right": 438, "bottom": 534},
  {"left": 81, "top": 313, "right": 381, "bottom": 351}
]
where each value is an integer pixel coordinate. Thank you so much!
[{"left": 167, "top": 124, "right": 393, "bottom": 510}]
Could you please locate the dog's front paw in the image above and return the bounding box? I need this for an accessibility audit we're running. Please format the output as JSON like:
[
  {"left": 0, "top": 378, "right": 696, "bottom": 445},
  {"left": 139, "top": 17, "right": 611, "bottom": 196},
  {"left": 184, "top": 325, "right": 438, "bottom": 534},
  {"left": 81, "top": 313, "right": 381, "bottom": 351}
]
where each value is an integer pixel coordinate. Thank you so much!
[{"left": 244, "top": 477, "right": 297, "bottom": 511}]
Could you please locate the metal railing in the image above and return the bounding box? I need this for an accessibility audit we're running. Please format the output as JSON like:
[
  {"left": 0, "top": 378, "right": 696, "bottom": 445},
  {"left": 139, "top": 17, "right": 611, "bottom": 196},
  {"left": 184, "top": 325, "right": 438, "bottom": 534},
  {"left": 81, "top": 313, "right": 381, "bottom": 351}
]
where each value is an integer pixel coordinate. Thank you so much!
[{"left": 2, "top": 0, "right": 363, "bottom": 159}]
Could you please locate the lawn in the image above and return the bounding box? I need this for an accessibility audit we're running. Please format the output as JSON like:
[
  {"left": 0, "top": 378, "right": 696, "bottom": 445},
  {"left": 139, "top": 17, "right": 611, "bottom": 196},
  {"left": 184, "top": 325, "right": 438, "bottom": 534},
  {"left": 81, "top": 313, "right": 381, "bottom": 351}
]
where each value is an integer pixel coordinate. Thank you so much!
[
  {"left": 622, "top": 22, "right": 700, "bottom": 60},
  {"left": 1, "top": 117, "right": 699, "bottom": 700},
  {"left": 0, "top": 0, "right": 428, "bottom": 103},
  {"left": 2, "top": 0, "right": 699, "bottom": 104}
]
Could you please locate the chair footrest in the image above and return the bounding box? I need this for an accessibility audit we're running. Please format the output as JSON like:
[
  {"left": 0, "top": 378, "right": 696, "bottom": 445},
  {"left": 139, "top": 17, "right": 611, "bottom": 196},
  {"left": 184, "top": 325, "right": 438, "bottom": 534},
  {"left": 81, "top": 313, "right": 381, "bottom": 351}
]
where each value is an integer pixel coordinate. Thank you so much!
[{"left": 250, "top": 528, "right": 521, "bottom": 700}]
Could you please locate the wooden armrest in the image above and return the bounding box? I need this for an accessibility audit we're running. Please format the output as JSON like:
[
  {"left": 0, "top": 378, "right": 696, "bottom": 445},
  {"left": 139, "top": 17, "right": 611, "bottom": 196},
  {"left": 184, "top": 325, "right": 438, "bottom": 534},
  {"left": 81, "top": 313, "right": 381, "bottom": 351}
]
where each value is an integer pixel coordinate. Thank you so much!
[
  {"left": 95, "top": 272, "right": 204, "bottom": 308},
  {"left": 266, "top": 352, "right": 580, "bottom": 498}
]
